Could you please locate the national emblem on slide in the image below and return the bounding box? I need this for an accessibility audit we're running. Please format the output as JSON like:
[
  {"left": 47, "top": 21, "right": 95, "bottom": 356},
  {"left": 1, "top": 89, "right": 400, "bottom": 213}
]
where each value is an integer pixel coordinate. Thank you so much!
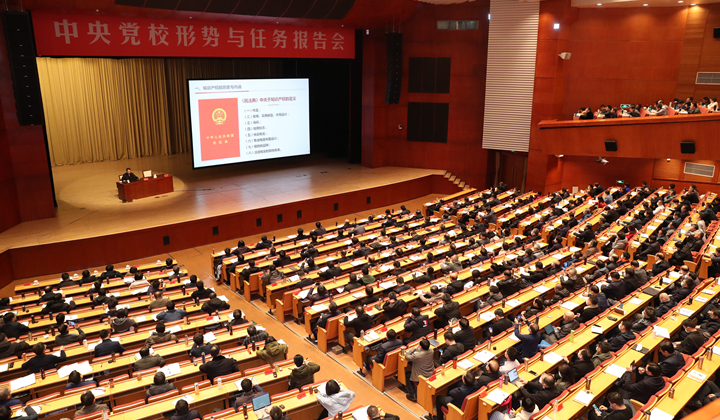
[{"left": 199, "top": 98, "right": 240, "bottom": 161}]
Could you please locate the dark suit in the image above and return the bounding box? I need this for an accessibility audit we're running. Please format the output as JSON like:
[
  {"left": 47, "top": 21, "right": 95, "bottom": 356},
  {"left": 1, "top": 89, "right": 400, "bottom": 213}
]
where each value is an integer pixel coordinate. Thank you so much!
[
  {"left": 518, "top": 382, "right": 561, "bottom": 409},
  {"left": 199, "top": 355, "right": 239, "bottom": 383},
  {"left": 439, "top": 343, "right": 465, "bottom": 365},
  {"left": 0, "top": 340, "right": 30, "bottom": 359},
  {"left": 94, "top": 339, "right": 126, "bottom": 357},
  {"left": 371, "top": 338, "right": 403, "bottom": 364},
  {"left": 609, "top": 331, "right": 636, "bottom": 352},
  {"left": 344, "top": 313, "right": 374, "bottom": 344},
  {"left": 490, "top": 317, "right": 513, "bottom": 336},
  {"left": 572, "top": 359, "right": 595, "bottom": 379},
  {"left": 620, "top": 372, "right": 665, "bottom": 403},
  {"left": 453, "top": 325, "right": 476, "bottom": 351},
  {"left": 22, "top": 350, "right": 66, "bottom": 373},
  {"left": 660, "top": 351, "right": 685, "bottom": 378},
  {"left": 436, "top": 380, "right": 479, "bottom": 420},
  {"left": 434, "top": 302, "right": 461, "bottom": 326},
  {"left": 678, "top": 330, "right": 707, "bottom": 355},
  {"left": 55, "top": 329, "right": 85, "bottom": 346},
  {"left": 0, "top": 321, "right": 29, "bottom": 339},
  {"left": 382, "top": 299, "right": 408, "bottom": 321},
  {"left": 404, "top": 315, "right": 432, "bottom": 342}
]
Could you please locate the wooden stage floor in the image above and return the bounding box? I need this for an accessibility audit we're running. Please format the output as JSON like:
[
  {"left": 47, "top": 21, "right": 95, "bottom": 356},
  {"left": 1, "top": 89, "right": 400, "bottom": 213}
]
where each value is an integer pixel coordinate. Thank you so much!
[{"left": 0, "top": 154, "right": 441, "bottom": 250}]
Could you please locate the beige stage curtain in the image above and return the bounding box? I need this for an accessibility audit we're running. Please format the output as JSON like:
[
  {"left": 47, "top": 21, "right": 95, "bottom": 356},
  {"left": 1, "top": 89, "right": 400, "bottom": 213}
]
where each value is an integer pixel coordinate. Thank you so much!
[{"left": 37, "top": 57, "right": 283, "bottom": 166}]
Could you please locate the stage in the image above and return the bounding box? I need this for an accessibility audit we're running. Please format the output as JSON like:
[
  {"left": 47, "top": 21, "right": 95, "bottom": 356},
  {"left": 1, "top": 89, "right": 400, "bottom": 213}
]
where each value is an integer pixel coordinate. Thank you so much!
[{"left": 0, "top": 154, "right": 461, "bottom": 281}]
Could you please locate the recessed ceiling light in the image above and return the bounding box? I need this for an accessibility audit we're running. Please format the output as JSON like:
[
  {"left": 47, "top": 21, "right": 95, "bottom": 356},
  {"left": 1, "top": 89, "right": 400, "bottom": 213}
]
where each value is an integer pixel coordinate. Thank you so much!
[
  {"left": 553, "top": 23, "right": 560, "bottom": 29},
  {"left": 643, "top": 3, "right": 648, "bottom": 5},
  {"left": 678, "top": 1, "right": 684, "bottom": 3},
  {"left": 597, "top": 3, "right": 602, "bottom": 5}
]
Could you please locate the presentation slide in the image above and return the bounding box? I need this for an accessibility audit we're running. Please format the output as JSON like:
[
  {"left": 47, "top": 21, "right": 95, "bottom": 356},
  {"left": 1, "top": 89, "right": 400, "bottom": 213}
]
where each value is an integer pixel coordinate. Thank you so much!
[{"left": 187, "top": 78, "right": 310, "bottom": 168}]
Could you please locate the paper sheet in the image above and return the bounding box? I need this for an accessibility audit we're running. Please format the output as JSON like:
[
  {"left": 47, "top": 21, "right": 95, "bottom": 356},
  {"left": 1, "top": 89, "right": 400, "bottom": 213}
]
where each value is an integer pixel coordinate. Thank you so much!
[
  {"left": 486, "top": 388, "right": 510, "bottom": 405},
  {"left": 159, "top": 362, "right": 181, "bottom": 378},
  {"left": 311, "top": 304, "right": 328, "bottom": 313},
  {"left": 505, "top": 299, "right": 522, "bottom": 308},
  {"left": 534, "top": 285, "right": 550, "bottom": 294},
  {"left": 544, "top": 352, "right": 564, "bottom": 365},
  {"left": 653, "top": 326, "right": 670, "bottom": 338},
  {"left": 649, "top": 408, "right": 674, "bottom": 420},
  {"left": 474, "top": 350, "right": 496, "bottom": 363},
  {"left": 688, "top": 370, "right": 708, "bottom": 382},
  {"left": 605, "top": 364, "right": 626, "bottom": 378},
  {"left": 479, "top": 312, "right": 496, "bottom": 322},
  {"left": 561, "top": 301, "right": 579, "bottom": 310},
  {"left": 629, "top": 298, "right": 643, "bottom": 305},
  {"left": 457, "top": 359, "right": 475, "bottom": 370},
  {"left": 573, "top": 391, "right": 595, "bottom": 407}
]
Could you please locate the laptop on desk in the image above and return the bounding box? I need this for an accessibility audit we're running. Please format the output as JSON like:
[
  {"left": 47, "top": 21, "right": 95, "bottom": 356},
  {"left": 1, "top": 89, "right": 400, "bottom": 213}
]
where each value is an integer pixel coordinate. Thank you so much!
[
  {"left": 253, "top": 393, "right": 272, "bottom": 418},
  {"left": 507, "top": 368, "right": 521, "bottom": 385}
]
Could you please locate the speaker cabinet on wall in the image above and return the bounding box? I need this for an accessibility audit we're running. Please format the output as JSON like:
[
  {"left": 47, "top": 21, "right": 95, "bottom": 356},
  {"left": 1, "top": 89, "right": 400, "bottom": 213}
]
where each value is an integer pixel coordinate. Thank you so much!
[
  {"left": 1, "top": 11, "right": 44, "bottom": 126},
  {"left": 681, "top": 141, "right": 695, "bottom": 154},
  {"left": 605, "top": 140, "right": 617, "bottom": 152},
  {"left": 385, "top": 33, "right": 403, "bottom": 104},
  {"left": 714, "top": 27, "right": 720, "bottom": 38}
]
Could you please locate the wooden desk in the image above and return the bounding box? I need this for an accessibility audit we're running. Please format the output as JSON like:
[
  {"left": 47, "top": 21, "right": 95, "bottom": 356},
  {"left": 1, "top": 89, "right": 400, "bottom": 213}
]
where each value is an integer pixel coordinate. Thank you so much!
[
  {"left": 14, "top": 260, "right": 178, "bottom": 295},
  {"left": 117, "top": 175, "right": 174, "bottom": 202}
]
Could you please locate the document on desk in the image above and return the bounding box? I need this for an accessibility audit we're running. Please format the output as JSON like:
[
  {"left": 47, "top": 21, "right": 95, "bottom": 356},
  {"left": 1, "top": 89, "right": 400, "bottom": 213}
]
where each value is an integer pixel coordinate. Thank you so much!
[
  {"left": 605, "top": 364, "right": 626, "bottom": 379},
  {"left": 650, "top": 408, "right": 674, "bottom": 420},
  {"left": 379, "top": 281, "right": 396, "bottom": 290},
  {"left": 457, "top": 359, "right": 475, "bottom": 371},
  {"left": 352, "top": 292, "right": 366, "bottom": 299},
  {"left": 688, "top": 370, "right": 708, "bottom": 383},
  {"left": 474, "top": 350, "right": 495, "bottom": 364},
  {"left": 204, "top": 331, "right": 217, "bottom": 343},
  {"left": 505, "top": 299, "right": 522, "bottom": 308},
  {"left": 364, "top": 330, "right": 381, "bottom": 342},
  {"left": 695, "top": 296, "right": 708, "bottom": 303},
  {"left": 653, "top": 326, "right": 670, "bottom": 339},
  {"left": 352, "top": 406, "right": 371, "bottom": 420},
  {"left": 628, "top": 298, "right": 643, "bottom": 306},
  {"left": 573, "top": 390, "right": 595, "bottom": 407},
  {"left": 534, "top": 285, "right": 550, "bottom": 294},
  {"left": 159, "top": 363, "right": 181, "bottom": 378},
  {"left": 168, "top": 325, "right": 182, "bottom": 334},
  {"left": 678, "top": 308, "right": 695, "bottom": 317},
  {"left": 10, "top": 374, "right": 35, "bottom": 392},
  {"left": 90, "top": 388, "right": 105, "bottom": 397},
  {"left": 486, "top": 388, "right": 510, "bottom": 405},
  {"left": 311, "top": 304, "right": 328, "bottom": 313},
  {"left": 297, "top": 289, "right": 311, "bottom": 299},
  {"left": 479, "top": 312, "right": 496, "bottom": 322},
  {"left": 544, "top": 352, "right": 564, "bottom": 365},
  {"left": 350, "top": 260, "right": 365, "bottom": 267},
  {"left": 561, "top": 301, "right": 579, "bottom": 310}
]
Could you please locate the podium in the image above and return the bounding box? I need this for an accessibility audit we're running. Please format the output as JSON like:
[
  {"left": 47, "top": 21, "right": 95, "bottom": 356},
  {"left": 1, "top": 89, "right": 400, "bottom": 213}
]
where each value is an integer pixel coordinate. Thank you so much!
[{"left": 117, "top": 174, "right": 174, "bottom": 202}]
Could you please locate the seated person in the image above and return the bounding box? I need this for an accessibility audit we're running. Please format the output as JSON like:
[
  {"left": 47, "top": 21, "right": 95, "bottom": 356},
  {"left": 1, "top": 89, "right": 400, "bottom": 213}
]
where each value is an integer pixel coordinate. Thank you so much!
[
  {"left": 288, "top": 354, "right": 321, "bottom": 390},
  {"left": 94, "top": 329, "right": 125, "bottom": 357},
  {"left": 201, "top": 292, "right": 230, "bottom": 314},
  {"left": 73, "top": 391, "right": 109, "bottom": 419},
  {"left": 146, "top": 371, "right": 176, "bottom": 403},
  {"left": 0, "top": 405, "right": 36, "bottom": 420},
  {"left": 242, "top": 326, "right": 269, "bottom": 347},
  {"left": 514, "top": 373, "right": 561, "bottom": 410},
  {"left": 66, "top": 370, "right": 96, "bottom": 390},
  {"left": 121, "top": 168, "right": 139, "bottom": 182},
  {"left": 55, "top": 324, "right": 85, "bottom": 346},
  {"left": 618, "top": 362, "right": 664, "bottom": 404},
  {"left": 361, "top": 329, "right": 402, "bottom": 375},
  {"left": 232, "top": 378, "right": 266, "bottom": 411},
  {"left": 589, "top": 392, "right": 634, "bottom": 420},
  {"left": 110, "top": 308, "right": 138, "bottom": 333},
  {"left": 0, "top": 313, "right": 29, "bottom": 340},
  {"left": 316, "top": 379, "right": 356, "bottom": 419},
  {"left": 256, "top": 336, "right": 288, "bottom": 365},
  {"left": 435, "top": 372, "right": 479, "bottom": 420},
  {"left": 156, "top": 302, "right": 188, "bottom": 322},
  {"left": 490, "top": 397, "right": 538, "bottom": 420},
  {"left": 133, "top": 347, "right": 165, "bottom": 371},
  {"left": 199, "top": 345, "right": 239, "bottom": 384},
  {"left": 145, "top": 322, "right": 178, "bottom": 347},
  {"left": 169, "top": 399, "right": 200, "bottom": 420},
  {"left": 189, "top": 333, "right": 212, "bottom": 358},
  {"left": 0, "top": 388, "right": 22, "bottom": 408},
  {"left": 21, "top": 343, "right": 66, "bottom": 373}
]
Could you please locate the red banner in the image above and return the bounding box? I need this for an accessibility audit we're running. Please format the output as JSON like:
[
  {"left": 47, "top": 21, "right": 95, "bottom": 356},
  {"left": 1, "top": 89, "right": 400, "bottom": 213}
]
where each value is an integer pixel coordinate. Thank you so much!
[
  {"left": 31, "top": 12, "right": 355, "bottom": 59},
  {"left": 198, "top": 98, "right": 240, "bottom": 161}
]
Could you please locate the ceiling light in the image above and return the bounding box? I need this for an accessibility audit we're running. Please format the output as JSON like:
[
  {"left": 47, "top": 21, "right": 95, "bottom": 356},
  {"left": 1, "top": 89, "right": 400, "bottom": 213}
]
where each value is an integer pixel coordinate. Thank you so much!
[
  {"left": 643, "top": 3, "right": 648, "bottom": 5},
  {"left": 597, "top": 3, "right": 602, "bottom": 5},
  {"left": 553, "top": 23, "right": 560, "bottom": 29},
  {"left": 678, "top": 1, "right": 683, "bottom": 3}
]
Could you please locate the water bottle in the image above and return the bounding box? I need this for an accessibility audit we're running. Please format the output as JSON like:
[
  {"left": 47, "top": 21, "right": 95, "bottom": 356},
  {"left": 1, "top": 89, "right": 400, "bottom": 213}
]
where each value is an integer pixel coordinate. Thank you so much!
[
  {"left": 109, "top": 378, "right": 114, "bottom": 388},
  {"left": 83, "top": 339, "right": 88, "bottom": 348},
  {"left": 194, "top": 382, "right": 199, "bottom": 395},
  {"left": 217, "top": 377, "right": 223, "bottom": 390},
  {"left": 185, "top": 335, "right": 189, "bottom": 346},
  {"left": 201, "top": 352, "right": 206, "bottom": 364},
  {"left": 40, "top": 369, "right": 45, "bottom": 379},
  {"left": 669, "top": 388, "right": 675, "bottom": 398}
]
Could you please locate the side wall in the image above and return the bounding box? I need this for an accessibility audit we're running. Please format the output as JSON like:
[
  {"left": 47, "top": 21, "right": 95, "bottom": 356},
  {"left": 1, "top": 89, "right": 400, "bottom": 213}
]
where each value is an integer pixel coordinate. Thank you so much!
[{"left": 361, "top": 1, "right": 491, "bottom": 189}]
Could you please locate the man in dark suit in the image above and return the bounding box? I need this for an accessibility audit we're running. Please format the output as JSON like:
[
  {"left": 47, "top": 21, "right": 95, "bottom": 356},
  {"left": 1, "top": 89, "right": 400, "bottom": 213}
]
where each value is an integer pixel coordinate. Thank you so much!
[
  {"left": 21, "top": 343, "right": 66, "bottom": 373},
  {"left": 489, "top": 308, "right": 513, "bottom": 337},
  {"left": 619, "top": 362, "right": 665, "bottom": 404},
  {"left": 199, "top": 345, "right": 239, "bottom": 383},
  {"left": 652, "top": 253, "right": 670, "bottom": 276},
  {"left": 651, "top": 340, "right": 685, "bottom": 378},
  {"left": 676, "top": 319, "right": 707, "bottom": 355},
  {"left": 0, "top": 333, "right": 30, "bottom": 359},
  {"left": 121, "top": 168, "right": 139, "bottom": 182},
  {"left": 610, "top": 320, "right": 637, "bottom": 352},
  {"left": 54, "top": 324, "right": 85, "bottom": 346},
  {"left": 438, "top": 332, "right": 464, "bottom": 365},
  {"left": 670, "top": 278, "right": 694, "bottom": 303},
  {"left": 0, "top": 313, "right": 28, "bottom": 340},
  {"left": 311, "top": 222, "right": 327, "bottom": 237},
  {"left": 201, "top": 292, "right": 230, "bottom": 315},
  {"left": 404, "top": 307, "right": 432, "bottom": 344},
  {"left": 94, "top": 329, "right": 126, "bottom": 357},
  {"left": 319, "top": 262, "right": 342, "bottom": 280},
  {"left": 42, "top": 293, "right": 76, "bottom": 315},
  {"left": 515, "top": 373, "right": 561, "bottom": 409},
  {"left": 99, "top": 264, "right": 122, "bottom": 281},
  {"left": 382, "top": 292, "right": 408, "bottom": 321},
  {"left": 361, "top": 329, "right": 403, "bottom": 375},
  {"left": 521, "top": 261, "right": 549, "bottom": 285},
  {"left": 343, "top": 306, "right": 374, "bottom": 349},
  {"left": 434, "top": 294, "right": 461, "bottom": 328},
  {"left": 435, "top": 372, "right": 479, "bottom": 420},
  {"left": 569, "top": 349, "right": 595, "bottom": 379},
  {"left": 453, "top": 318, "right": 476, "bottom": 351}
]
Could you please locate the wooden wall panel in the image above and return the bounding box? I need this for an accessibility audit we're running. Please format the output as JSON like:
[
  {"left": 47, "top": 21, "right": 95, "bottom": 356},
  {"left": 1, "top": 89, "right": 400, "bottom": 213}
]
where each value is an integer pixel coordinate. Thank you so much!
[
  {"left": 361, "top": 1, "right": 491, "bottom": 190},
  {"left": 676, "top": 6, "right": 708, "bottom": 99},
  {"left": 653, "top": 158, "right": 683, "bottom": 180},
  {"left": 559, "top": 156, "right": 655, "bottom": 191},
  {"left": 6, "top": 175, "right": 458, "bottom": 280}
]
